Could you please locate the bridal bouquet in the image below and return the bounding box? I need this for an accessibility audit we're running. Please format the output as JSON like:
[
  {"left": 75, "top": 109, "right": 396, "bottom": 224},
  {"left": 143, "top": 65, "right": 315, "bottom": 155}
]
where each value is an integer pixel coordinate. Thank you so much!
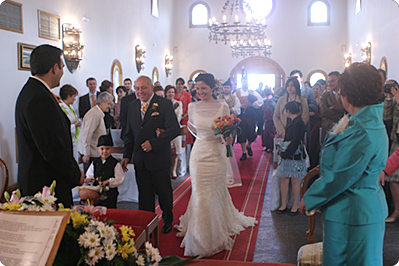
[
  {"left": 1, "top": 182, "right": 196, "bottom": 266},
  {"left": 212, "top": 114, "right": 241, "bottom": 157}
]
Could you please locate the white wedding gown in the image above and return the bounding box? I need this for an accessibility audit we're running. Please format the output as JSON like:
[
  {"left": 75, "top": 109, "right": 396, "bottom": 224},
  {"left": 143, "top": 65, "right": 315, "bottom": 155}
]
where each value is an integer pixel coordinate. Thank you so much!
[{"left": 176, "top": 101, "right": 257, "bottom": 257}]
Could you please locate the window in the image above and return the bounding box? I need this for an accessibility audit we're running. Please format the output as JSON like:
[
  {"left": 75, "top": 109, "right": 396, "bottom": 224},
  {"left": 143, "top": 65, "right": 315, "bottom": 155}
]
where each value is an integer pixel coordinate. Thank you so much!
[
  {"left": 308, "top": 0, "right": 330, "bottom": 26},
  {"left": 245, "top": 0, "right": 275, "bottom": 21},
  {"left": 189, "top": 1, "right": 210, "bottom": 28},
  {"left": 111, "top": 59, "right": 123, "bottom": 98},
  {"left": 189, "top": 69, "right": 206, "bottom": 81},
  {"left": 307, "top": 70, "right": 327, "bottom": 86}
]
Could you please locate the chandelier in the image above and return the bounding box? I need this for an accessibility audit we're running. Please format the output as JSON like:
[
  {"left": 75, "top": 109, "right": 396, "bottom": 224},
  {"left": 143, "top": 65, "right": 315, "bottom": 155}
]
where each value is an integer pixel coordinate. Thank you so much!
[{"left": 208, "top": 0, "right": 272, "bottom": 58}]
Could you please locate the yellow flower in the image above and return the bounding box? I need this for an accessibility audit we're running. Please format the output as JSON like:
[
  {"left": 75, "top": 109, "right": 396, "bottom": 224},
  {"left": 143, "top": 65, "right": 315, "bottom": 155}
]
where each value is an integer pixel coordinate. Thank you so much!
[
  {"left": 70, "top": 211, "right": 89, "bottom": 228},
  {"left": 117, "top": 242, "right": 136, "bottom": 259},
  {"left": 119, "top": 225, "right": 135, "bottom": 243},
  {"left": 2, "top": 203, "right": 23, "bottom": 210}
]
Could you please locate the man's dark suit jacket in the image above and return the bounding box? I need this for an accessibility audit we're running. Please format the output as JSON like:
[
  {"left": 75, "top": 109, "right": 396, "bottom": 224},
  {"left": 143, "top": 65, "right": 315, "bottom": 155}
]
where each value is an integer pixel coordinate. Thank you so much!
[
  {"left": 15, "top": 78, "right": 81, "bottom": 207},
  {"left": 120, "top": 92, "right": 137, "bottom": 138},
  {"left": 123, "top": 95, "right": 180, "bottom": 171},
  {"left": 79, "top": 92, "right": 99, "bottom": 119}
]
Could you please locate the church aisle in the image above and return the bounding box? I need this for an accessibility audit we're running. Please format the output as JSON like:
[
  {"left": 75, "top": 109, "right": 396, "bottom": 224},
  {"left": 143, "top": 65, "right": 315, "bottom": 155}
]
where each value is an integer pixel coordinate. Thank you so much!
[{"left": 155, "top": 137, "right": 272, "bottom": 261}]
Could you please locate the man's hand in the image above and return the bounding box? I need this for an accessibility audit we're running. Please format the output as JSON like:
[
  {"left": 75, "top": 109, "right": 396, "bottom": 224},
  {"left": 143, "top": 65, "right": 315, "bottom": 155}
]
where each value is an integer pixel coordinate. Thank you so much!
[
  {"left": 300, "top": 198, "right": 306, "bottom": 215},
  {"left": 79, "top": 170, "right": 85, "bottom": 185},
  {"left": 84, "top": 177, "right": 92, "bottom": 184},
  {"left": 379, "top": 171, "right": 386, "bottom": 186},
  {"left": 121, "top": 158, "right": 130, "bottom": 172},
  {"left": 100, "top": 180, "right": 110, "bottom": 186},
  {"left": 141, "top": 140, "right": 152, "bottom": 152},
  {"left": 82, "top": 155, "right": 90, "bottom": 163},
  {"left": 156, "top": 128, "right": 165, "bottom": 137}
]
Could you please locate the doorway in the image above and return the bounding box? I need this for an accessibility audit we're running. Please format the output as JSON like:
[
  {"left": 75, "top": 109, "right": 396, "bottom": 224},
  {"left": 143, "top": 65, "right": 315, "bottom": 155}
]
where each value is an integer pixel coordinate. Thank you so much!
[{"left": 230, "top": 56, "right": 285, "bottom": 90}]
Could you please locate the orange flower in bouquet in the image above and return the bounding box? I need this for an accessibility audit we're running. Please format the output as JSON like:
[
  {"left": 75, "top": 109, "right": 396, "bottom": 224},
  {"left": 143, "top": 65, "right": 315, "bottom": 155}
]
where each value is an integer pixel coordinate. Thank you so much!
[{"left": 212, "top": 114, "right": 241, "bottom": 157}]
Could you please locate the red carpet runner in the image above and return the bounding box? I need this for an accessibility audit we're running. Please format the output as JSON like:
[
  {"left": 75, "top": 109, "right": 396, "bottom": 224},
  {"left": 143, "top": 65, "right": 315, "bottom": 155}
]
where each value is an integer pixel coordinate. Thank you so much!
[{"left": 155, "top": 136, "right": 272, "bottom": 261}]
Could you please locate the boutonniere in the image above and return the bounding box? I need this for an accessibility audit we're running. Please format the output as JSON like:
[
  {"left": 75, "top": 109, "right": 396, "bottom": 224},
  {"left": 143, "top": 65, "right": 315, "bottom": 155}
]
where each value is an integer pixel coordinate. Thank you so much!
[
  {"left": 151, "top": 112, "right": 160, "bottom": 117},
  {"left": 330, "top": 114, "right": 351, "bottom": 135},
  {"left": 152, "top": 103, "right": 159, "bottom": 110}
]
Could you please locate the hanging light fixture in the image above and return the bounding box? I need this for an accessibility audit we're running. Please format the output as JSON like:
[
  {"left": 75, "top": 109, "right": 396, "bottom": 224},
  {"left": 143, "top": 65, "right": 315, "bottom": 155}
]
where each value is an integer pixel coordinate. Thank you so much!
[{"left": 207, "top": 0, "right": 272, "bottom": 58}]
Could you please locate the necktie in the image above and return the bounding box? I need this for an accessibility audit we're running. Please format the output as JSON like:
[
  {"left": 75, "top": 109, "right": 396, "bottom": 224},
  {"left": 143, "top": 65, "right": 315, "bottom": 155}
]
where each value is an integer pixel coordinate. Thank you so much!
[
  {"left": 141, "top": 102, "right": 148, "bottom": 119},
  {"left": 91, "top": 94, "right": 96, "bottom": 107}
]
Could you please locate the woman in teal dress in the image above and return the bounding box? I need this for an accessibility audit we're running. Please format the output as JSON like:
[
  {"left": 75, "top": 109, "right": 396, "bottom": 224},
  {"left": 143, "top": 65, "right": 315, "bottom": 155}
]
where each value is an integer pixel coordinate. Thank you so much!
[{"left": 300, "top": 63, "right": 388, "bottom": 266}]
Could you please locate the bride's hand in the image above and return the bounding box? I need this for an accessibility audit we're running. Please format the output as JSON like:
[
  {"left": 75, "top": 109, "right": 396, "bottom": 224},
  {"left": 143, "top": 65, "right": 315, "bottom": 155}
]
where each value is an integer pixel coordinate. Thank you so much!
[{"left": 224, "top": 135, "right": 234, "bottom": 145}]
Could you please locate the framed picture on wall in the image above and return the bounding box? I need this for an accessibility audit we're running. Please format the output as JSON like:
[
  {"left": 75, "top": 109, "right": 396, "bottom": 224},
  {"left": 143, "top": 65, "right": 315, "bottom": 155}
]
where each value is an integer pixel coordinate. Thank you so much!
[
  {"left": 355, "top": 0, "right": 361, "bottom": 14},
  {"left": 151, "top": 0, "right": 159, "bottom": 18},
  {"left": 38, "top": 10, "right": 61, "bottom": 41},
  {"left": 18, "top": 42, "right": 36, "bottom": 71}
]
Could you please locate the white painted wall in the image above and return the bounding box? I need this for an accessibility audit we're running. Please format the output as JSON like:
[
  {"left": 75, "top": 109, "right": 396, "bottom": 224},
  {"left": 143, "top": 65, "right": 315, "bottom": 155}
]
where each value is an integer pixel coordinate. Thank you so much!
[
  {"left": 346, "top": 0, "right": 399, "bottom": 79},
  {"left": 0, "top": 0, "right": 175, "bottom": 184},
  {"left": 173, "top": 0, "right": 348, "bottom": 82}
]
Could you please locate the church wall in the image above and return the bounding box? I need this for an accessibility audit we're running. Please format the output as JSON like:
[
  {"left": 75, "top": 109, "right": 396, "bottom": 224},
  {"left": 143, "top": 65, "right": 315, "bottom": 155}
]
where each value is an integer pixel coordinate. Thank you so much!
[
  {"left": 346, "top": 0, "right": 399, "bottom": 79},
  {"left": 173, "top": 0, "right": 348, "bottom": 83},
  {"left": 0, "top": 0, "right": 175, "bottom": 185}
]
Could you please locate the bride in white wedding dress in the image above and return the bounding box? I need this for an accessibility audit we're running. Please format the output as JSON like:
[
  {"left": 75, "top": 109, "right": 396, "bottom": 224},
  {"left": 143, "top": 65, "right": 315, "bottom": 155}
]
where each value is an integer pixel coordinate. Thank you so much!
[{"left": 175, "top": 73, "right": 257, "bottom": 257}]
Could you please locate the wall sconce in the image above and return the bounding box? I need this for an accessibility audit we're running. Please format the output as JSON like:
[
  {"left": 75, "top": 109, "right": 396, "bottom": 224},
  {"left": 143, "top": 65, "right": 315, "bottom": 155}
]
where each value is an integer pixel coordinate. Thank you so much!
[
  {"left": 361, "top": 42, "right": 371, "bottom": 64},
  {"left": 344, "top": 53, "right": 352, "bottom": 67},
  {"left": 135, "top": 45, "right": 146, "bottom": 73},
  {"left": 165, "top": 55, "right": 173, "bottom": 77},
  {"left": 62, "top": 24, "right": 84, "bottom": 74}
]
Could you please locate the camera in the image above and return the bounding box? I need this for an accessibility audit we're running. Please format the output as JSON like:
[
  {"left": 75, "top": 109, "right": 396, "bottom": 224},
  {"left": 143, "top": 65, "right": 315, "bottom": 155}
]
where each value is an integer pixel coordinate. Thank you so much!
[{"left": 384, "top": 83, "right": 397, "bottom": 93}]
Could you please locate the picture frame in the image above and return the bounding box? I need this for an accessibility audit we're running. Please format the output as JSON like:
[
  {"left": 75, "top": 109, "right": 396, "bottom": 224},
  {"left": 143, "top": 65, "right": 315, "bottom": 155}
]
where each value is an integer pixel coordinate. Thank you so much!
[
  {"left": 38, "top": 10, "right": 61, "bottom": 41},
  {"left": 151, "top": 0, "right": 159, "bottom": 18},
  {"left": 355, "top": 0, "right": 361, "bottom": 14},
  {"left": 18, "top": 42, "right": 36, "bottom": 71}
]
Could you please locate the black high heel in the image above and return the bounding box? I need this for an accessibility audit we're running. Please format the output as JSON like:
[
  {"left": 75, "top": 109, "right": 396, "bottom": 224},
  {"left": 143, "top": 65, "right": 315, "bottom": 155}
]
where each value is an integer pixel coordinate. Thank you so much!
[{"left": 276, "top": 208, "right": 287, "bottom": 214}]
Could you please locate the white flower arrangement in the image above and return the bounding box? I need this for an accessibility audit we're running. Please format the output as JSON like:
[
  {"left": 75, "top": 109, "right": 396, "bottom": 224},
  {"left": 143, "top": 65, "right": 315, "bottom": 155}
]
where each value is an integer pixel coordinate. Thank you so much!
[
  {"left": 330, "top": 114, "right": 351, "bottom": 136},
  {"left": 2, "top": 181, "right": 196, "bottom": 266}
]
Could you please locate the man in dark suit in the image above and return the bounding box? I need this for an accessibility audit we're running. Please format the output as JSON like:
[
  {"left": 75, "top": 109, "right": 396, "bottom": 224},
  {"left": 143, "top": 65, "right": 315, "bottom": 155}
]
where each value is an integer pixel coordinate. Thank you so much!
[
  {"left": 119, "top": 78, "right": 137, "bottom": 139},
  {"left": 15, "top": 44, "right": 83, "bottom": 208},
  {"left": 79, "top": 77, "right": 98, "bottom": 119},
  {"left": 121, "top": 76, "right": 180, "bottom": 234}
]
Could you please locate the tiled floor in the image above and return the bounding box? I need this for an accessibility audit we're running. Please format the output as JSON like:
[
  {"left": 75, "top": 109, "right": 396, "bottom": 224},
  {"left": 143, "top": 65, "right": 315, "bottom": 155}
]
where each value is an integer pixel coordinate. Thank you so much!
[{"left": 253, "top": 165, "right": 399, "bottom": 266}]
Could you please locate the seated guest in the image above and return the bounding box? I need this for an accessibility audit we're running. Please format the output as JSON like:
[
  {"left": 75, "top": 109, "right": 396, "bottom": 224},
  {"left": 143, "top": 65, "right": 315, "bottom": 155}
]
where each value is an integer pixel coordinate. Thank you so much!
[
  {"left": 165, "top": 85, "right": 183, "bottom": 179},
  {"left": 84, "top": 134, "right": 124, "bottom": 208},
  {"left": 301, "top": 63, "right": 388, "bottom": 266},
  {"left": 59, "top": 84, "right": 81, "bottom": 162},
  {"left": 154, "top": 85, "right": 164, "bottom": 97},
  {"left": 99, "top": 80, "right": 115, "bottom": 129},
  {"left": 78, "top": 92, "right": 113, "bottom": 172},
  {"left": 114, "top": 86, "right": 127, "bottom": 129}
]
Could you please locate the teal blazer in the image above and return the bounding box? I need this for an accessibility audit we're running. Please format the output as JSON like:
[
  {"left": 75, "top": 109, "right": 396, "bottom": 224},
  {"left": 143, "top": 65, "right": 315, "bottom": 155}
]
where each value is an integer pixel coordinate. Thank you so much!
[{"left": 304, "top": 103, "right": 388, "bottom": 225}]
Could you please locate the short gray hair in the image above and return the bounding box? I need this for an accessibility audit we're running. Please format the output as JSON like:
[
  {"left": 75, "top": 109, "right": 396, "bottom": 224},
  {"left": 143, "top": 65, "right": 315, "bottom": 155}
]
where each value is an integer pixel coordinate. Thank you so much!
[{"left": 97, "top": 92, "right": 113, "bottom": 105}]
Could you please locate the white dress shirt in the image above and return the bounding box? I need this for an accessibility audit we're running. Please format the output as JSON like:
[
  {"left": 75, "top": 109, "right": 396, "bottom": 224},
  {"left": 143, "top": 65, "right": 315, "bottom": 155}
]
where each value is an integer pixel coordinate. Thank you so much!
[
  {"left": 77, "top": 105, "right": 106, "bottom": 157},
  {"left": 86, "top": 160, "right": 125, "bottom": 188}
]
